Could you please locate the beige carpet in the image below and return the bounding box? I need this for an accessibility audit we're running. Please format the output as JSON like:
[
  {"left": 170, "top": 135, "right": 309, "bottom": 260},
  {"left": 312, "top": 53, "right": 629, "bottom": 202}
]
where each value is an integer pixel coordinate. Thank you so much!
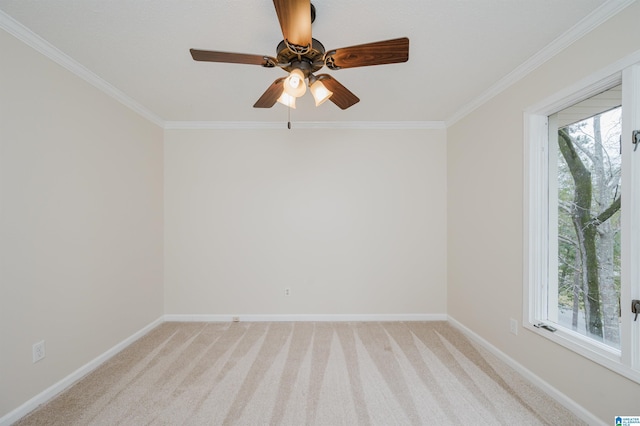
[{"left": 16, "top": 321, "right": 585, "bottom": 425}]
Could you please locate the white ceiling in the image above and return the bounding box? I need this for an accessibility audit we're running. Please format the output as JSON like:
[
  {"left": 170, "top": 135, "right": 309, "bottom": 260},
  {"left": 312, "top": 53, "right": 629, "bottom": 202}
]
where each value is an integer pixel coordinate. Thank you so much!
[{"left": 0, "top": 0, "right": 623, "bottom": 125}]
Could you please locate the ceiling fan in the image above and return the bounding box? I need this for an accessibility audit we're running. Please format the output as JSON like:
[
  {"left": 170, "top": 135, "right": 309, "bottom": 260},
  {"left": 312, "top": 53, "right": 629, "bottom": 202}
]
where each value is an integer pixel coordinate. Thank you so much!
[{"left": 190, "top": 0, "right": 409, "bottom": 110}]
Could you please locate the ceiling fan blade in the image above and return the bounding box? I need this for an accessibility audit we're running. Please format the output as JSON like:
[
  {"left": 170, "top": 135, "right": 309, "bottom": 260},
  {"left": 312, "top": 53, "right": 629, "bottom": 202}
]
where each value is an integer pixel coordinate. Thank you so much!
[
  {"left": 326, "top": 37, "right": 409, "bottom": 69},
  {"left": 253, "top": 78, "right": 286, "bottom": 108},
  {"left": 317, "top": 75, "right": 359, "bottom": 110},
  {"left": 190, "top": 49, "right": 271, "bottom": 66},
  {"left": 273, "top": 0, "right": 312, "bottom": 49}
]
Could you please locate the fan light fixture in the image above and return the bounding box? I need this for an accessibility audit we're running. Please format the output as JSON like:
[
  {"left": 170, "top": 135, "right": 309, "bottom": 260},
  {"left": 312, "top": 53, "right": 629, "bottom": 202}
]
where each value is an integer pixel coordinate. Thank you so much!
[
  {"left": 277, "top": 91, "right": 297, "bottom": 108},
  {"left": 279, "top": 68, "right": 334, "bottom": 108},
  {"left": 310, "top": 80, "right": 333, "bottom": 106},
  {"left": 283, "top": 69, "right": 307, "bottom": 98}
]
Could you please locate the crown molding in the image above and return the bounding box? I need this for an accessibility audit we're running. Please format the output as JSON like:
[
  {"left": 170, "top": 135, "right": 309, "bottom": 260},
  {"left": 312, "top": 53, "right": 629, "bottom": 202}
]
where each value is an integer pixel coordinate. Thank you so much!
[
  {"left": 0, "top": 10, "right": 164, "bottom": 128},
  {"left": 164, "top": 120, "right": 446, "bottom": 130},
  {"left": 445, "top": 0, "right": 636, "bottom": 127},
  {"left": 292, "top": 121, "right": 446, "bottom": 129}
]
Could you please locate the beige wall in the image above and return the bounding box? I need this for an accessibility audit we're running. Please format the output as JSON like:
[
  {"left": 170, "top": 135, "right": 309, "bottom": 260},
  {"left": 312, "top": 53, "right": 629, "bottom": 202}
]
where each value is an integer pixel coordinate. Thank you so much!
[
  {"left": 447, "top": 2, "right": 640, "bottom": 422},
  {"left": 4, "top": 1, "right": 640, "bottom": 422},
  {"left": 0, "top": 29, "right": 164, "bottom": 416},
  {"left": 164, "top": 128, "right": 447, "bottom": 316}
]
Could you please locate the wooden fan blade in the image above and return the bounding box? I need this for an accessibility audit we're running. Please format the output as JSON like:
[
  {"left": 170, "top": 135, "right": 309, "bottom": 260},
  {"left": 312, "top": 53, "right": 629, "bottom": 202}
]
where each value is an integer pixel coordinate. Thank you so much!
[
  {"left": 254, "top": 78, "right": 286, "bottom": 108},
  {"left": 326, "top": 37, "right": 409, "bottom": 69},
  {"left": 317, "top": 75, "right": 359, "bottom": 110},
  {"left": 190, "top": 49, "right": 270, "bottom": 66},
  {"left": 273, "top": 0, "right": 312, "bottom": 49}
]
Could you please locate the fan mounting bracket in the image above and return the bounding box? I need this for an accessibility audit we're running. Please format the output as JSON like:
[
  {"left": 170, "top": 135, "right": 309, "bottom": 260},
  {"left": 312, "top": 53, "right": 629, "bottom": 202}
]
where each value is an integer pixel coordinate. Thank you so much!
[{"left": 276, "top": 38, "right": 325, "bottom": 74}]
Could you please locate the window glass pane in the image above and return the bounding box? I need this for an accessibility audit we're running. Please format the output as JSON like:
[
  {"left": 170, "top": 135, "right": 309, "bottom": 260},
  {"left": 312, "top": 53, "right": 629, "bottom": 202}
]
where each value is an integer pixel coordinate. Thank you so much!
[{"left": 551, "top": 85, "right": 622, "bottom": 349}]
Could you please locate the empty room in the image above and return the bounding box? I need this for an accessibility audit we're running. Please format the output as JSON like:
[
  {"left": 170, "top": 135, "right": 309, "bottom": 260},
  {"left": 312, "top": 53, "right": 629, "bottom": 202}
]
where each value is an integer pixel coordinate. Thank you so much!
[{"left": 1, "top": 0, "right": 640, "bottom": 424}]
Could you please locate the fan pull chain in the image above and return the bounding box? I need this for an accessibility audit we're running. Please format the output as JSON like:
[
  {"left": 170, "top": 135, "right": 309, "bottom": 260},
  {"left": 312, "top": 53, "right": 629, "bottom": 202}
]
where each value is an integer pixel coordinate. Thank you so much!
[{"left": 287, "top": 105, "right": 291, "bottom": 130}]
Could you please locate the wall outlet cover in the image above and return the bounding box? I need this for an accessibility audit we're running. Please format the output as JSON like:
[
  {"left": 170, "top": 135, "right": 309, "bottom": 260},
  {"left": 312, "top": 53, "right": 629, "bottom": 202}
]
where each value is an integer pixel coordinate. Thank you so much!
[
  {"left": 510, "top": 319, "right": 518, "bottom": 336},
  {"left": 33, "top": 340, "right": 45, "bottom": 363}
]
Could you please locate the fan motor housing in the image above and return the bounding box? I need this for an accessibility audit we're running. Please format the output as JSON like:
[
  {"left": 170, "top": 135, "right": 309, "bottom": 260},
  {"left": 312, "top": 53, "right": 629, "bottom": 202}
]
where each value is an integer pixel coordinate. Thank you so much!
[{"left": 276, "top": 38, "right": 325, "bottom": 75}]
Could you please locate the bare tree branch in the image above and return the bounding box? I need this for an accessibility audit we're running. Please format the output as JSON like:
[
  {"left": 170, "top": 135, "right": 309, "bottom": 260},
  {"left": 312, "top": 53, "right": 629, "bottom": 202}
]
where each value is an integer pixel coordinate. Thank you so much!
[{"left": 594, "top": 196, "right": 621, "bottom": 225}]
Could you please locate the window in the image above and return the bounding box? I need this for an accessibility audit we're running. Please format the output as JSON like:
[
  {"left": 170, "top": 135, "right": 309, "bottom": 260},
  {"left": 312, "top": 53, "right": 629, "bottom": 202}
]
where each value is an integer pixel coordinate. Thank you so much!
[
  {"left": 549, "top": 86, "right": 622, "bottom": 349},
  {"left": 525, "top": 62, "right": 640, "bottom": 383}
]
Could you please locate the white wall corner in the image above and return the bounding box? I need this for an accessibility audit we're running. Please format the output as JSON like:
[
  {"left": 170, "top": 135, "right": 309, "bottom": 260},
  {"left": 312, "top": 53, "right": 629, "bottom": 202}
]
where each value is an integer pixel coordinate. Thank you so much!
[
  {"left": 0, "top": 10, "right": 164, "bottom": 128},
  {"left": 445, "top": 0, "right": 637, "bottom": 128}
]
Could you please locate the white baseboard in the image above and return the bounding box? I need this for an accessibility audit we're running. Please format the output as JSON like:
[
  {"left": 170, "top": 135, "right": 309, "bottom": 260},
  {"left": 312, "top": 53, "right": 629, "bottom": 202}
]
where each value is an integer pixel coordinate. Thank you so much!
[
  {"left": 447, "top": 316, "right": 605, "bottom": 426},
  {"left": 164, "top": 313, "right": 448, "bottom": 322},
  {"left": 0, "top": 316, "right": 164, "bottom": 426}
]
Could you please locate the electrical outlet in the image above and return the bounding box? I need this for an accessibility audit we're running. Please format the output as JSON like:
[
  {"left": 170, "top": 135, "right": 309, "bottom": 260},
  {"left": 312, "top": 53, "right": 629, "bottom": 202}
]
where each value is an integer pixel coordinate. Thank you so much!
[
  {"left": 33, "top": 340, "right": 45, "bottom": 363},
  {"left": 284, "top": 288, "right": 290, "bottom": 296},
  {"left": 232, "top": 316, "right": 240, "bottom": 322},
  {"left": 510, "top": 319, "right": 518, "bottom": 336}
]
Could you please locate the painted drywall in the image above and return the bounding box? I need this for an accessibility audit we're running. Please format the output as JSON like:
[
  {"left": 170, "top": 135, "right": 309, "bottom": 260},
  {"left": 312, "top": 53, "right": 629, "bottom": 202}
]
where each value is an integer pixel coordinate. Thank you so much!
[
  {"left": 0, "top": 29, "right": 164, "bottom": 417},
  {"left": 447, "top": 2, "right": 640, "bottom": 422},
  {"left": 164, "top": 128, "right": 447, "bottom": 316}
]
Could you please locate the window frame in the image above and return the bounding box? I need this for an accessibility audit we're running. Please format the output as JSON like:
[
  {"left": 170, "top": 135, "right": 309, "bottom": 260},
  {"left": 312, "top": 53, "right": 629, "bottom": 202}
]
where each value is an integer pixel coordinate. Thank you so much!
[{"left": 524, "top": 57, "right": 640, "bottom": 384}]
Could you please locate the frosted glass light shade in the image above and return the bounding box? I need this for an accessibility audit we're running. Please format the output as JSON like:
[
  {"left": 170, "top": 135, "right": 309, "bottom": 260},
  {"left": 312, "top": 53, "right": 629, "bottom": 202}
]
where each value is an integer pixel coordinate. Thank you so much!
[
  {"left": 277, "top": 91, "right": 296, "bottom": 108},
  {"left": 283, "top": 69, "right": 307, "bottom": 98},
  {"left": 310, "top": 80, "right": 333, "bottom": 106}
]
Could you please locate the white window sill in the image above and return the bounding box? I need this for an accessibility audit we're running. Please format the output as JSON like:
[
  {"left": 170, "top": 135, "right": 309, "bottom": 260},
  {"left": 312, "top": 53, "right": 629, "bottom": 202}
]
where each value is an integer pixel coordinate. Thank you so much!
[{"left": 524, "top": 322, "right": 640, "bottom": 385}]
